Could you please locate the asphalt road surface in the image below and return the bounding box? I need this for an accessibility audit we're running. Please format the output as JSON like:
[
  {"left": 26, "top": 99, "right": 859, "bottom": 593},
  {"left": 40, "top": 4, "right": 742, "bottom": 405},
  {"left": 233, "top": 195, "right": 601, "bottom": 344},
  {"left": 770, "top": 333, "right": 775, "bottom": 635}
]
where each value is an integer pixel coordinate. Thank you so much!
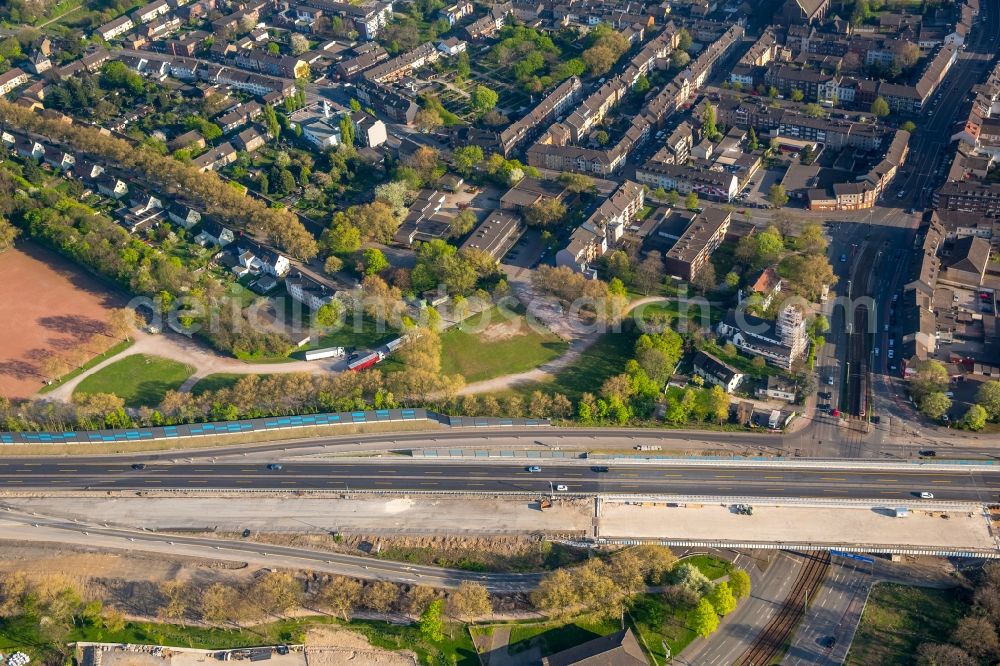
[{"left": 1, "top": 460, "right": 997, "bottom": 502}]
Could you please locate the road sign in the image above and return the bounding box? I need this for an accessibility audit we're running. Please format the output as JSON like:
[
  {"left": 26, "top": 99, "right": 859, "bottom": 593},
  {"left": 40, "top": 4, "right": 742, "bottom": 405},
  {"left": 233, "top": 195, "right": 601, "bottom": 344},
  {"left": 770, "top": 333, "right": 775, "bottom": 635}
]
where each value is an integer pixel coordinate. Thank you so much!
[{"left": 830, "top": 549, "right": 876, "bottom": 564}]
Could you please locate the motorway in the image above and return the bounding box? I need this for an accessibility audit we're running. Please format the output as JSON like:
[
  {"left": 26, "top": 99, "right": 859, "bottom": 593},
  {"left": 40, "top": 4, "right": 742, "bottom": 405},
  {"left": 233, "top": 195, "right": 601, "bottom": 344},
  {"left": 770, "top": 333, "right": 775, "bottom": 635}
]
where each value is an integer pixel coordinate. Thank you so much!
[{"left": 1, "top": 459, "right": 998, "bottom": 501}]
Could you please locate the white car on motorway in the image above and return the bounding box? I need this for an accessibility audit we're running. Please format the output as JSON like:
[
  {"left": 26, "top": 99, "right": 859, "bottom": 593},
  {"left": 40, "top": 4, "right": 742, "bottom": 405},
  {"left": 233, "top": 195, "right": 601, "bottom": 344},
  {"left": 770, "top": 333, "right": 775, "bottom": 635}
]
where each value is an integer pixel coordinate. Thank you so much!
[
  {"left": 555, "top": 484, "right": 568, "bottom": 491},
  {"left": 919, "top": 492, "right": 934, "bottom": 499}
]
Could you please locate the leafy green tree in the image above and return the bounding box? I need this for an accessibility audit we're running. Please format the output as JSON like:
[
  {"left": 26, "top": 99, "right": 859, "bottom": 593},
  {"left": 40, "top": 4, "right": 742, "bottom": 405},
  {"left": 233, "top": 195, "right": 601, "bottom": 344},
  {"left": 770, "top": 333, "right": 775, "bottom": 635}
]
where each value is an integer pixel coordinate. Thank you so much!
[
  {"left": 323, "top": 221, "right": 362, "bottom": 255},
  {"left": 339, "top": 116, "right": 355, "bottom": 147},
  {"left": 729, "top": 569, "right": 751, "bottom": 599},
  {"left": 871, "top": 96, "right": 890, "bottom": 118},
  {"left": 976, "top": 381, "right": 1000, "bottom": 419},
  {"left": 685, "top": 192, "right": 700, "bottom": 211},
  {"left": 419, "top": 599, "right": 445, "bottom": 642},
  {"left": 362, "top": 247, "right": 390, "bottom": 275},
  {"left": 453, "top": 145, "right": 484, "bottom": 175},
  {"left": 725, "top": 271, "right": 740, "bottom": 289},
  {"left": 748, "top": 127, "right": 759, "bottom": 151},
  {"left": 901, "top": 121, "right": 916, "bottom": 133},
  {"left": 692, "top": 597, "right": 720, "bottom": 638},
  {"left": 960, "top": 404, "right": 988, "bottom": 431},
  {"left": 323, "top": 255, "right": 344, "bottom": 275},
  {"left": 709, "top": 582, "right": 737, "bottom": 616},
  {"left": 767, "top": 184, "right": 789, "bottom": 208},
  {"left": 315, "top": 300, "right": 343, "bottom": 328},
  {"left": 920, "top": 392, "right": 951, "bottom": 420},
  {"left": 634, "top": 75, "right": 650, "bottom": 92},
  {"left": 472, "top": 85, "right": 499, "bottom": 114},
  {"left": 790, "top": 88, "right": 804, "bottom": 102},
  {"left": 677, "top": 28, "right": 693, "bottom": 51},
  {"left": 667, "top": 190, "right": 680, "bottom": 207},
  {"left": 702, "top": 103, "right": 719, "bottom": 141},
  {"left": 803, "top": 103, "right": 824, "bottom": 118}
]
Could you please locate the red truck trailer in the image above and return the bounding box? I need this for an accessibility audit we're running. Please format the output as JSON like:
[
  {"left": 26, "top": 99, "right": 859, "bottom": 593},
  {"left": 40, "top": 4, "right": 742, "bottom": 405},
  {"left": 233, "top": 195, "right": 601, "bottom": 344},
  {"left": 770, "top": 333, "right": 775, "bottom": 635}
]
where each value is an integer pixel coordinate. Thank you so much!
[{"left": 348, "top": 351, "right": 385, "bottom": 372}]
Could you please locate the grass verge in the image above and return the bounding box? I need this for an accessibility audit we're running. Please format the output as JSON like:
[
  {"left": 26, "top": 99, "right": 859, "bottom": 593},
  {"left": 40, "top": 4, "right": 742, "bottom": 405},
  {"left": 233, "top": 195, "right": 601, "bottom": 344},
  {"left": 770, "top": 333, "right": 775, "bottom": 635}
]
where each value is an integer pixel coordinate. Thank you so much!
[
  {"left": 846, "top": 583, "right": 966, "bottom": 666},
  {"left": 37, "top": 339, "right": 134, "bottom": 395}
]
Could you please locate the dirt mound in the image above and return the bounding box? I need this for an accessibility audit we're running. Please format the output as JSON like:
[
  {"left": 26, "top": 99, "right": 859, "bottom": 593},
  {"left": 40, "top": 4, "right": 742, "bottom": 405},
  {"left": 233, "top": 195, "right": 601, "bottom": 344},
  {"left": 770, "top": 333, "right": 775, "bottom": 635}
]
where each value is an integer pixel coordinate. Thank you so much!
[{"left": 304, "top": 627, "right": 417, "bottom": 666}]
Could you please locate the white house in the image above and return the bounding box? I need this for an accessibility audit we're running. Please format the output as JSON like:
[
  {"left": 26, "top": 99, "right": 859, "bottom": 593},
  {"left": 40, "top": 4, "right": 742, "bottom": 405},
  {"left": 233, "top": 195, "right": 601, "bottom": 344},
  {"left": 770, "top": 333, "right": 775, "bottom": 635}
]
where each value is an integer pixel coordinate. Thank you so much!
[
  {"left": 194, "top": 219, "right": 235, "bottom": 248},
  {"left": 692, "top": 350, "right": 744, "bottom": 393},
  {"left": 236, "top": 237, "right": 290, "bottom": 276},
  {"left": 286, "top": 271, "right": 337, "bottom": 311}
]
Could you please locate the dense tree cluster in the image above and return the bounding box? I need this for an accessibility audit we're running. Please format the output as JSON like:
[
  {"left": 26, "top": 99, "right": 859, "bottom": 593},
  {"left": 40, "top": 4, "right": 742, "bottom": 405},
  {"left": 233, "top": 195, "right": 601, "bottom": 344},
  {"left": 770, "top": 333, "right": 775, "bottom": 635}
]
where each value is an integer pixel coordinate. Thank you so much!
[
  {"left": 488, "top": 25, "right": 585, "bottom": 93},
  {"left": 0, "top": 100, "right": 318, "bottom": 260}
]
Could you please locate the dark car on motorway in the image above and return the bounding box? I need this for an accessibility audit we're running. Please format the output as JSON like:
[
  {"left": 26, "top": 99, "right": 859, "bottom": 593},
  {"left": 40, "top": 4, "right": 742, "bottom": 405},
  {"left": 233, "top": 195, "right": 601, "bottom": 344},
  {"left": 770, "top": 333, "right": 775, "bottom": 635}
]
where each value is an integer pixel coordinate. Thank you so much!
[
  {"left": 266, "top": 463, "right": 283, "bottom": 471},
  {"left": 591, "top": 466, "right": 610, "bottom": 473},
  {"left": 131, "top": 463, "right": 146, "bottom": 470},
  {"left": 919, "top": 450, "right": 937, "bottom": 457}
]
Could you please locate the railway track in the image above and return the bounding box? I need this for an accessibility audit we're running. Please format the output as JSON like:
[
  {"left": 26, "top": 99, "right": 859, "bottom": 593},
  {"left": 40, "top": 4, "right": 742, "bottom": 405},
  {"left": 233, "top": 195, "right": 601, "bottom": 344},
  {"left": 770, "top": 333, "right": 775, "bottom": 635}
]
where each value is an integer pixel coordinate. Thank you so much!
[{"left": 732, "top": 551, "right": 831, "bottom": 666}]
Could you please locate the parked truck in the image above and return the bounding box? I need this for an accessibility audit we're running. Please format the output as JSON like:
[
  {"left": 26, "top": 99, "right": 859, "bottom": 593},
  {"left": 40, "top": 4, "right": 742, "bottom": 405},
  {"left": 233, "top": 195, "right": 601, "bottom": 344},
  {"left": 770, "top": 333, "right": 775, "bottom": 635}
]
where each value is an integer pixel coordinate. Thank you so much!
[
  {"left": 385, "top": 337, "right": 405, "bottom": 352},
  {"left": 348, "top": 351, "right": 385, "bottom": 372},
  {"left": 304, "top": 346, "right": 345, "bottom": 361}
]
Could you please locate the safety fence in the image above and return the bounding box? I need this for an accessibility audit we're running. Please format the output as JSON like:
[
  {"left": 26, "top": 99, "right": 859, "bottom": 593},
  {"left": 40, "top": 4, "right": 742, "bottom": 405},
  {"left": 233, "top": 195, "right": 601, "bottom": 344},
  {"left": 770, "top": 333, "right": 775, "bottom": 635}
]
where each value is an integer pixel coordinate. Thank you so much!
[{"left": 0, "top": 410, "right": 549, "bottom": 445}]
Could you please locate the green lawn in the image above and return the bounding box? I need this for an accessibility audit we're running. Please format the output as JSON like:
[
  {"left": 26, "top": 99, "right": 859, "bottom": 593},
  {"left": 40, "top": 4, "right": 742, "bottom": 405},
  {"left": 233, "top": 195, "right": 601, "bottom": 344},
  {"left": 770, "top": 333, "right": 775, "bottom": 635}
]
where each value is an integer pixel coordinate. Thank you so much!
[
  {"left": 440, "top": 306, "right": 568, "bottom": 383},
  {"left": 74, "top": 354, "right": 195, "bottom": 407},
  {"left": 0, "top": 614, "right": 476, "bottom": 666},
  {"left": 846, "top": 584, "right": 967, "bottom": 666},
  {"left": 478, "top": 593, "right": 705, "bottom": 664},
  {"left": 38, "top": 339, "right": 134, "bottom": 395},
  {"left": 683, "top": 554, "right": 734, "bottom": 581},
  {"left": 190, "top": 373, "right": 272, "bottom": 396},
  {"left": 507, "top": 616, "right": 620, "bottom": 656}
]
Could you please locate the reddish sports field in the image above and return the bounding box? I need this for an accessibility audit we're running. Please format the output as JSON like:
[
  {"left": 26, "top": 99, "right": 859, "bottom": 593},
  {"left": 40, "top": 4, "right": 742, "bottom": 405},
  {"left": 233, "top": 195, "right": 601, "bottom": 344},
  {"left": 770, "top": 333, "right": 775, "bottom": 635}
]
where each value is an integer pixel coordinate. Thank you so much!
[{"left": 0, "top": 241, "right": 124, "bottom": 399}]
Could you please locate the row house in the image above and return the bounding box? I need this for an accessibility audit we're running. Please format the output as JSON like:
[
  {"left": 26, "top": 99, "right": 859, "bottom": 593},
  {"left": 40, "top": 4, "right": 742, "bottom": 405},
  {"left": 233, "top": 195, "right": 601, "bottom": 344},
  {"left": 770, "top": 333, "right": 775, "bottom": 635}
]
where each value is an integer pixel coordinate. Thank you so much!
[
  {"left": 95, "top": 16, "right": 134, "bottom": 41},
  {"left": 301, "top": 0, "right": 395, "bottom": 40},
  {"left": 682, "top": 24, "right": 745, "bottom": 91},
  {"left": 634, "top": 160, "right": 740, "bottom": 202},
  {"left": 132, "top": 0, "right": 171, "bottom": 24},
  {"left": 662, "top": 207, "right": 732, "bottom": 280},
  {"left": 463, "top": 4, "right": 510, "bottom": 40},
  {"left": 216, "top": 100, "right": 263, "bottom": 133},
  {"left": 0, "top": 69, "right": 29, "bottom": 96},
  {"left": 191, "top": 142, "right": 236, "bottom": 172},
  {"left": 936, "top": 180, "right": 1000, "bottom": 215},
  {"left": 564, "top": 78, "right": 627, "bottom": 142},
  {"left": 764, "top": 65, "right": 837, "bottom": 104},
  {"left": 495, "top": 76, "right": 582, "bottom": 156},
  {"left": 335, "top": 47, "right": 389, "bottom": 78},
  {"left": 233, "top": 51, "right": 309, "bottom": 79},
  {"left": 362, "top": 42, "right": 440, "bottom": 83},
  {"left": 354, "top": 79, "right": 418, "bottom": 124}
]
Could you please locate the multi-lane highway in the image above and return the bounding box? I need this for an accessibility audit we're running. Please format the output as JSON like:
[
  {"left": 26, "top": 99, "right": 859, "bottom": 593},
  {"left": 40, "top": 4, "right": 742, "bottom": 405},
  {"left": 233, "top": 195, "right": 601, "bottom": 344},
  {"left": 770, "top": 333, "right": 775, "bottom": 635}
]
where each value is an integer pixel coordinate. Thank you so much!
[{"left": 1, "top": 459, "right": 997, "bottom": 501}]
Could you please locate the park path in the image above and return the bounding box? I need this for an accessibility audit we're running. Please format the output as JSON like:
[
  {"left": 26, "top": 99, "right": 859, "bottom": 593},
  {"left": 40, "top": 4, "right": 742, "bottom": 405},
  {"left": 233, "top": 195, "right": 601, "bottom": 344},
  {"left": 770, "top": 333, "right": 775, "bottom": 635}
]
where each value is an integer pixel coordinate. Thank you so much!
[
  {"left": 457, "top": 291, "right": 709, "bottom": 396},
  {"left": 40, "top": 288, "right": 706, "bottom": 403},
  {"left": 43, "top": 329, "right": 330, "bottom": 402}
]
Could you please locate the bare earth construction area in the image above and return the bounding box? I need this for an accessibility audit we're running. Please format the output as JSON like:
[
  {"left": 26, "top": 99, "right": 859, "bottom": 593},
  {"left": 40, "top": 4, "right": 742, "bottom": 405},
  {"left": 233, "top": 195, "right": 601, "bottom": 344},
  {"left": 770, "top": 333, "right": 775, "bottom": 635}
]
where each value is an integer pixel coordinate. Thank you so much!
[
  {"left": 5, "top": 496, "right": 994, "bottom": 552},
  {"left": 0, "top": 242, "right": 123, "bottom": 398}
]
